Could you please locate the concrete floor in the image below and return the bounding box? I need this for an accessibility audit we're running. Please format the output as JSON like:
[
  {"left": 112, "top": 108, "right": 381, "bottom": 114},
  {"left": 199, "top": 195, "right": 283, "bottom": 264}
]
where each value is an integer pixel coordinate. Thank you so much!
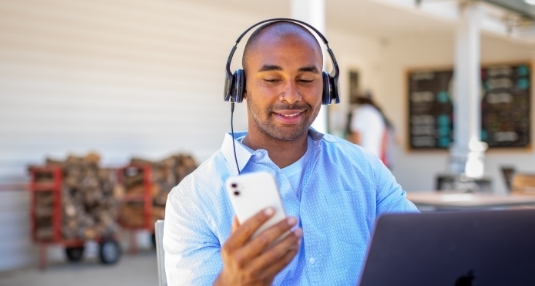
[{"left": 0, "top": 250, "right": 158, "bottom": 286}]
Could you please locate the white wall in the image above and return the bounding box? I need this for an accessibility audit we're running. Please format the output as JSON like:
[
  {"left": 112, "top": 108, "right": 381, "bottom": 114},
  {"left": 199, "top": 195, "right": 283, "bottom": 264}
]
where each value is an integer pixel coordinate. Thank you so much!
[
  {"left": 381, "top": 33, "right": 535, "bottom": 194},
  {"left": 0, "top": 0, "right": 288, "bottom": 271},
  {"left": 326, "top": 29, "right": 384, "bottom": 136}
]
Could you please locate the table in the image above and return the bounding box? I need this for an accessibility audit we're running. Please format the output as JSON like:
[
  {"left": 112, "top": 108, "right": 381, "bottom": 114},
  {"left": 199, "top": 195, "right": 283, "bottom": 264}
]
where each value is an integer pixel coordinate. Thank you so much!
[{"left": 406, "top": 192, "right": 535, "bottom": 211}]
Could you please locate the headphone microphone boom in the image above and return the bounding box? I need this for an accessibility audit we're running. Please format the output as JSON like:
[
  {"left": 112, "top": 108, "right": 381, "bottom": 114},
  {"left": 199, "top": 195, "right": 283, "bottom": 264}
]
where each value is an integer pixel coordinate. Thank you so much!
[{"left": 223, "top": 18, "right": 340, "bottom": 105}]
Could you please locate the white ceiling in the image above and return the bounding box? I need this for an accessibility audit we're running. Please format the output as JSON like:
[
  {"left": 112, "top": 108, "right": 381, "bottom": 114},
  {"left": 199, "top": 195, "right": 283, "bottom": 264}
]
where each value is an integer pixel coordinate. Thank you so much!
[
  {"left": 189, "top": 0, "right": 533, "bottom": 46},
  {"left": 325, "top": 0, "right": 453, "bottom": 39},
  {"left": 188, "top": 0, "right": 454, "bottom": 39}
]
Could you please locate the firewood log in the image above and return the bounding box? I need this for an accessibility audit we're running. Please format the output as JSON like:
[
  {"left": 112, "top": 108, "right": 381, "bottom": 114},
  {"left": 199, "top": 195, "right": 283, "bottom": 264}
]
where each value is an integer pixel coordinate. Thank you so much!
[{"left": 32, "top": 153, "right": 119, "bottom": 241}]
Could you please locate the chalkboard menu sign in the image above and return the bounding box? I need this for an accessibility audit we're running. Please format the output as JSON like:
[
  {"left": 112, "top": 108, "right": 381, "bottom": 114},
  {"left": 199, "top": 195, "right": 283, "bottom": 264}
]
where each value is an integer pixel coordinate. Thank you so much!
[{"left": 408, "top": 63, "right": 531, "bottom": 150}]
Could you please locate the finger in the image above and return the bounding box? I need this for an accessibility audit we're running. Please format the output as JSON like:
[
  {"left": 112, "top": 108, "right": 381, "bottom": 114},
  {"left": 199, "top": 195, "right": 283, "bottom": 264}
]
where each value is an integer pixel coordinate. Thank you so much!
[
  {"left": 260, "top": 242, "right": 300, "bottom": 281},
  {"left": 231, "top": 217, "right": 240, "bottom": 233},
  {"left": 224, "top": 208, "right": 274, "bottom": 251},
  {"left": 246, "top": 227, "right": 302, "bottom": 278},
  {"left": 235, "top": 216, "right": 298, "bottom": 262}
]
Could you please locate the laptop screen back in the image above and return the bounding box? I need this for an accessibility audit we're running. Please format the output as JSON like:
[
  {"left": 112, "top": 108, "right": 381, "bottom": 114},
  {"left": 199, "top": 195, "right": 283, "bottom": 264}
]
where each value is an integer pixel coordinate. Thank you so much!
[{"left": 359, "top": 209, "right": 535, "bottom": 286}]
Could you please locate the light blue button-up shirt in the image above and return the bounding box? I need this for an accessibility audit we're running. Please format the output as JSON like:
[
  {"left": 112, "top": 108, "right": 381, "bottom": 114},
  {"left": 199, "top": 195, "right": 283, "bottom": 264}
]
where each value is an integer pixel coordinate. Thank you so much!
[{"left": 164, "top": 129, "right": 418, "bottom": 285}]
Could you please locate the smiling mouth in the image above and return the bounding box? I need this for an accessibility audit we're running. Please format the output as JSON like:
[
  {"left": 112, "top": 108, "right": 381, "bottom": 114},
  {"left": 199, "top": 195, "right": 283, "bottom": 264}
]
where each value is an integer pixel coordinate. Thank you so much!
[{"left": 274, "top": 111, "right": 303, "bottom": 117}]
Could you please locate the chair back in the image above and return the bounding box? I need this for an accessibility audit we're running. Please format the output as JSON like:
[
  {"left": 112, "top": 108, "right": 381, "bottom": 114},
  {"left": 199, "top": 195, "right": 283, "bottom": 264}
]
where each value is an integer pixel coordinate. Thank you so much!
[{"left": 155, "top": 220, "right": 167, "bottom": 286}]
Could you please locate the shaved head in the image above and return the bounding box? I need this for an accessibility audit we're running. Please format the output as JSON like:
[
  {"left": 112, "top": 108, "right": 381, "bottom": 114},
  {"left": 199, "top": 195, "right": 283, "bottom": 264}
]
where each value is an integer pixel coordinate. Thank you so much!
[{"left": 242, "top": 21, "right": 323, "bottom": 74}]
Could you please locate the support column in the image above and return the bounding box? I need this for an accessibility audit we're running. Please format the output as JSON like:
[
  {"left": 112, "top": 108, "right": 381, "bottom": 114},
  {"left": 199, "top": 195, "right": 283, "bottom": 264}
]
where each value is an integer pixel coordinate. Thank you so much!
[
  {"left": 291, "top": 0, "right": 327, "bottom": 133},
  {"left": 450, "top": 3, "right": 487, "bottom": 178}
]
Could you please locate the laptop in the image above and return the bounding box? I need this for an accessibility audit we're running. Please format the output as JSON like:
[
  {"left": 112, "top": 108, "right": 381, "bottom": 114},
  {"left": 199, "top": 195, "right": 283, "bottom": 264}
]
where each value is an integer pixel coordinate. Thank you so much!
[{"left": 359, "top": 209, "right": 535, "bottom": 286}]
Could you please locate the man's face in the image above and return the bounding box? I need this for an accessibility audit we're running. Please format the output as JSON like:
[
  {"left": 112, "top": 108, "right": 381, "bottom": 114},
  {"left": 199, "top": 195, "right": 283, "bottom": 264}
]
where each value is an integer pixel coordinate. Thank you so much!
[{"left": 244, "top": 34, "right": 323, "bottom": 142}]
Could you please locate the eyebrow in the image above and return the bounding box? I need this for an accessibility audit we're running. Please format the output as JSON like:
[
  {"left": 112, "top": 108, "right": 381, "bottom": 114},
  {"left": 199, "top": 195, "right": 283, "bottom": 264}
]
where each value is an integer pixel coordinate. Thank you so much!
[
  {"left": 298, "top": 66, "right": 320, "bottom": 73},
  {"left": 257, "top": 65, "right": 320, "bottom": 73},
  {"left": 258, "top": 65, "right": 282, "bottom": 72}
]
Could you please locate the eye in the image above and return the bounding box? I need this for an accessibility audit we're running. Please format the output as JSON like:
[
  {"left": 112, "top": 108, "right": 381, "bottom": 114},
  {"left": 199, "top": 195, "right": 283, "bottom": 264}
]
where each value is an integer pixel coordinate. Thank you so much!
[
  {"left": 264, "top": 78, "right": 280, "bottom": 83},
  {"left": 298, "top": 79, "right": 315, "bottom": 84}
]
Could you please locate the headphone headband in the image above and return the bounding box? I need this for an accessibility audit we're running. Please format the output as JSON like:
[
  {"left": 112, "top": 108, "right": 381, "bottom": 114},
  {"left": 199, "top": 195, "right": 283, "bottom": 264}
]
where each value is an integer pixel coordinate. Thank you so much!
[
  {"left": 225, "top": 18, "right": 339, "bottom": 81},
  {"left": 235, "top": 18, "right": 329, "bottom": 45}
]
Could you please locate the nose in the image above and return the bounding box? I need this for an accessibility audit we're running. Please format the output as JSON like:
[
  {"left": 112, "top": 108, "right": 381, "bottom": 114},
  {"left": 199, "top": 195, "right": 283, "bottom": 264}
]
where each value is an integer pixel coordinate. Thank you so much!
[{"left": 279, "top": 81, "right": 302, "bottom": 104}]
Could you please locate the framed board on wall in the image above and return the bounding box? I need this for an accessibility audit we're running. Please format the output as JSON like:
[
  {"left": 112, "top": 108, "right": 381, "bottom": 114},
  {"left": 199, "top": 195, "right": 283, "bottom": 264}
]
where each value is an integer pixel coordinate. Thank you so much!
[{"left": 408, "top": 63, "right": 531, "bottom": 150}]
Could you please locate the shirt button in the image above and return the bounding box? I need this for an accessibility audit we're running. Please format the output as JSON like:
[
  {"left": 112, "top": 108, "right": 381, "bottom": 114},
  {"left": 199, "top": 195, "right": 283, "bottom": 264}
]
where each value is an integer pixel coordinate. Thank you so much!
[{"left": 309, "top": 258, "right": 315, "bottom": 264}]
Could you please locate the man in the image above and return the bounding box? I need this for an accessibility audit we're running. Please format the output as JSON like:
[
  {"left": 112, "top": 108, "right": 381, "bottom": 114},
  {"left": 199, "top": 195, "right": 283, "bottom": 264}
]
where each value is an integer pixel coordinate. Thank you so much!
[{"left": 164, "top": 20, "right": 418, "bottom": 285}]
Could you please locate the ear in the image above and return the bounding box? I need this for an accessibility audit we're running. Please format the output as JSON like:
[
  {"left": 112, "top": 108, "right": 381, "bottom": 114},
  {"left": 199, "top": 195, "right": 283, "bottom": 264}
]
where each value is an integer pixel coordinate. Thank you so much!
[{"left": 242, "top": 72, "right": 247, "bottom": 100}]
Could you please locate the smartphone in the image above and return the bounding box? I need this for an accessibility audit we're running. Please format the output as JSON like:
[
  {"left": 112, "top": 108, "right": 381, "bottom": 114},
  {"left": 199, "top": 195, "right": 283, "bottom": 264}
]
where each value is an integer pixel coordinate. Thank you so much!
[{"left": 225, "top": 171, "right": 288, "bottom": 241}]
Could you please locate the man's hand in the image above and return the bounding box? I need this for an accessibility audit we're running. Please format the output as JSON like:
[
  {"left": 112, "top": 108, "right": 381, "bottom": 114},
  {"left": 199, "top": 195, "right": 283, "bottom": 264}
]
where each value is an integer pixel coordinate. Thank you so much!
[{"left": 214, "top": 208, "right": 302, "bottom": 286}]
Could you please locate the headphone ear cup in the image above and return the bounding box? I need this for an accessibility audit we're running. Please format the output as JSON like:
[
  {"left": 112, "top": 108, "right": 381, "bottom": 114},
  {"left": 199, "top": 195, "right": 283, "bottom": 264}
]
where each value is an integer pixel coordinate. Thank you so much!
[
  {"left": 322, "top": 72, "right": 331, "bottom": 105},
  {"left": 224, "top": 73, "right": 234, "bottom": 102},
  {"left": 233, "top": 69, "right": 245, "bottom": 103},
  {"left": 330, "top": 75, "right": 340, "bottom": 104}
]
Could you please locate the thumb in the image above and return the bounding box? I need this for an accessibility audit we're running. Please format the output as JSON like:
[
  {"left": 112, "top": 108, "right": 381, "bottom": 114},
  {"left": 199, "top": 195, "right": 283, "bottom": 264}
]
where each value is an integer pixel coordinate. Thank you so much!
[{"left": 231, "top": 216, "right": 240, "bottom": 233}]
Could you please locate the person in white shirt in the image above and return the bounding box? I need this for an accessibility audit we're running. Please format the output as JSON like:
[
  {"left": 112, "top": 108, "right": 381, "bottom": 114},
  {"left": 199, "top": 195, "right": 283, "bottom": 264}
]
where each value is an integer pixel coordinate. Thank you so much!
[{"left": 349, "top": 91, "right": 386, "bottom": 159}]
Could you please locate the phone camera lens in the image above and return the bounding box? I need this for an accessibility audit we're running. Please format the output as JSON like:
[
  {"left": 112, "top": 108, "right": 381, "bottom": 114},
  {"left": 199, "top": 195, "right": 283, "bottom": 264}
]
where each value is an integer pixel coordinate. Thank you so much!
[
  {"left": 231, "top": 183, "right": 237, "bottom": 188},
  {"left": 233, "top": 191, "right": 240, "bottom": 196}
]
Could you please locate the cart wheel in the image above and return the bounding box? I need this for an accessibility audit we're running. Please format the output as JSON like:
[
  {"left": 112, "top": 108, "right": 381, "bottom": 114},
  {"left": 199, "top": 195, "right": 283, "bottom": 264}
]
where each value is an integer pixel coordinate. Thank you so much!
[
  {"left": 65, "top": 246, "right": 85, "bottom": 262},
  {"left": 99, "top": 238, "right": 121, "bottom": 265}
]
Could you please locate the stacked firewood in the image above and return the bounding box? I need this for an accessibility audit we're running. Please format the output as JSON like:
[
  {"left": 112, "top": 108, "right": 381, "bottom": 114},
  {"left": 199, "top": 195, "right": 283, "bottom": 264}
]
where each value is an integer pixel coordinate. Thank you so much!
[
  {"left": 31, "top": 153, "right": 119, "bottom": 241},
  {"left": 117, "top": 154, "right": 197, "bottom": 228}
]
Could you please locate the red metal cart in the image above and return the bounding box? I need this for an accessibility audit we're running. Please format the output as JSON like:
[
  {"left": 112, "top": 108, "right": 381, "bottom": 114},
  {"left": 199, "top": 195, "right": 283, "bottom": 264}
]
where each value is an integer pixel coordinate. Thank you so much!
[{"left": 29, "top": 166, "right": 122, "bottom": 269}]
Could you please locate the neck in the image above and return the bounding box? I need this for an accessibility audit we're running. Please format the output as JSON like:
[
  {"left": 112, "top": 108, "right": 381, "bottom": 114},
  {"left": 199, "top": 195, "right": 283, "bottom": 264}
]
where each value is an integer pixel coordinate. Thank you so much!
[{"left": 243, "top": 130, "right": 308, "bottom": 169}]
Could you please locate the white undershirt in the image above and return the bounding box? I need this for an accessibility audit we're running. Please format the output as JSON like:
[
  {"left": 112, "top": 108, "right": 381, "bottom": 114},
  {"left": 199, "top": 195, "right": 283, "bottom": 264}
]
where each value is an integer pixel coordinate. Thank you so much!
[
  {"left": 281, "top": 136, "right": 312, "bottom": 199},
  {"left": 238, "top": 135, "right": 312, "bottom": 199}
]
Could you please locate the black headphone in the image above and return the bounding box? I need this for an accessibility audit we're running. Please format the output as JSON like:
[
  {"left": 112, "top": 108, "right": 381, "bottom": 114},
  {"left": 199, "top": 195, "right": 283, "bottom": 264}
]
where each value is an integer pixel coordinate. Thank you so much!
[{"left": 223, "top": 18, "right": 340, "bottom": 106}]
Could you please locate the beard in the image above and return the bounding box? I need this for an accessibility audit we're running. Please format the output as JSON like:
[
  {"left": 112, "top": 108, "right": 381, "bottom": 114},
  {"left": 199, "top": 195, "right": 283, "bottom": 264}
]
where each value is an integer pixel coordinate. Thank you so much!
[{"left": 247, "top": 93, "right": 320, "bottom": 141}]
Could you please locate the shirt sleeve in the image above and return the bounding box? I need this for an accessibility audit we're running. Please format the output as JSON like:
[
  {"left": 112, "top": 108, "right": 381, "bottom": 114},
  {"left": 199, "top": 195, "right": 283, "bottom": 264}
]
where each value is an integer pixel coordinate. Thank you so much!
[
  {"left": 372, "top": 157, "right": 419, "bottom": 214},
  {"left": 163, "top": 182, "right": 223, "bottom": 285}
]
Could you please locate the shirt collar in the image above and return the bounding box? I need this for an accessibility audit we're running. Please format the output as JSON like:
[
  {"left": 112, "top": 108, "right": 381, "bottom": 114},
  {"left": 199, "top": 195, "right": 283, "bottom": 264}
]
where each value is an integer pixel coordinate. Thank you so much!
[
  {"left": 221, "top": 128, "right": 325, "bottom": 176},
  {"left": 308, "top": 127, "right": 324, "bottom": 141}
]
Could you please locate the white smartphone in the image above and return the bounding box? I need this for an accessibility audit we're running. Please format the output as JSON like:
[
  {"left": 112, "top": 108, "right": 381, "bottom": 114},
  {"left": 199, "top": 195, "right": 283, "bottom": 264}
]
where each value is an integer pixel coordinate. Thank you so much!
[{"left": 225, "top": 171, "right": 288, "bottom": 241}]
